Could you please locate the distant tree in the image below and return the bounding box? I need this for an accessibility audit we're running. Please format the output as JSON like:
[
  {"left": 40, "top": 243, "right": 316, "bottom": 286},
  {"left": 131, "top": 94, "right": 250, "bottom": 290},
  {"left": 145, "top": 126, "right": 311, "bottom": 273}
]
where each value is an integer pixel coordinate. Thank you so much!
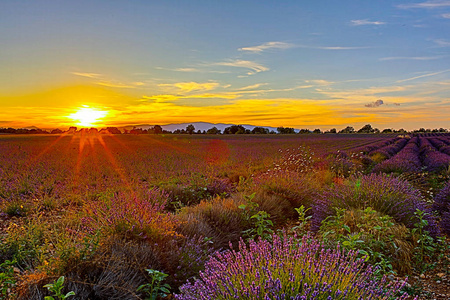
[
  {"left": 153, "top": 125, "right": 163, "bottom": 134},
  {"left": 439, "top": 128, "right": 448, "bottom": 133},
  {"left": 269, "top": 130, "right": 276, "bottom": 134},
  {"left": 107, "top": 127, "right": 122, "bottom": 134},
  {"left": 381, "top": 128, "right": 393, "bottom": 133},
  {"left": 329, "top": 128, "right": 337, "bottom": 134},
  {"left": 277, "top": 127, "right": 296, "bottom": 134},
  {"left": 224, "top": 125, "right": 246, "bottom": 134},
  {"left": 197, "top": 130, "right": 202, "bottom": 134},
  {"left": 298, "top": 129, "right": 310, "bottom": 134},
  {"left": 251, "top": 127, "right": 269, "bottom": 134},
  {"left": 373, "top": 128, "right": 380, "bottom": 134},
  {"left": 89, "top": 128, "right": 99, "bottom": 134},
  {"left": 339, "top": 126, "right": 355, "bottom": 134},
  {"left": 357, "top": 124, "right": 374, "bottom": 133},
  {"left": 186, "top": 124, "right": 195, "bottom": 135},
  {"left": 67, "top": 127, "right": 77, "bottom": 134},
  {"left": 206, "top": 127, "right": 221, "bottom": 134},
  {"left": 245, "top": 129, "right": 251, "bottom": 134},
  {"left": 173, "top": 129, "right": 182, "bottom": 134},
  {"left": 313, "top": 128, "right": 322, "bottom": 134},
  {"left": 51, "top": 129, "right": 63, "bottom": 134}
]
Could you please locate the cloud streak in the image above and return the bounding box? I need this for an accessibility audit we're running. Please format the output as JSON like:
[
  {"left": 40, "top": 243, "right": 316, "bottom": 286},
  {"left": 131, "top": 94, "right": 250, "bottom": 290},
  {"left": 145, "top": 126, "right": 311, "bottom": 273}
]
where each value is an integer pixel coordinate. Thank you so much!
[
  {"left": 239, "top": 41, "right": 294, "bottom": 53},
  {"left": 351, "top": 19, "right": 386, "bottom": 26},
  {"left": 396, "top": 69, "right": 450, "bottom": 83},
  {"left": 397, "top": 1, "right": 450, "bottom": 9},
  {"left": 214, "top": 60, "right": 269, "bottom": 75}
]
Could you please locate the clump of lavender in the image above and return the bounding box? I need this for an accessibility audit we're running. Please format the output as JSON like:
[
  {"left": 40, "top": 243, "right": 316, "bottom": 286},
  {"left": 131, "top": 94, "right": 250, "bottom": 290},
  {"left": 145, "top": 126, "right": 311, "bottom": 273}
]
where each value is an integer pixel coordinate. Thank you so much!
[
  {"left": 175, "top": 234, "right": 412, "bottom": 299},
  {"left": 433, "top": 181, "right": 450, "bottom": 234},
  {"left": 311, "top": 174, "right": 439, "bottom": 237}
]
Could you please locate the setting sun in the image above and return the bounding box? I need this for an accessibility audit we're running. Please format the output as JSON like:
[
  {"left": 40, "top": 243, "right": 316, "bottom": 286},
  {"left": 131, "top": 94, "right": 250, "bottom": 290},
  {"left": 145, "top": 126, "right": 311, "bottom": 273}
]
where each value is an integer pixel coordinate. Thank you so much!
[{"left": 68, "top": 106, "right": 108, "bottom": 127}]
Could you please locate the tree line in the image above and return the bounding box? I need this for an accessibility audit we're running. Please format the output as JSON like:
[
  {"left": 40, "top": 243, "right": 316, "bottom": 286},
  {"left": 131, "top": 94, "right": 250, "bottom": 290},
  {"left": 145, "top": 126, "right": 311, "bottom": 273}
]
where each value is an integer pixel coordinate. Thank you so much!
[{"left": 0, "top": 124, "right": 448, "bottom": 135}]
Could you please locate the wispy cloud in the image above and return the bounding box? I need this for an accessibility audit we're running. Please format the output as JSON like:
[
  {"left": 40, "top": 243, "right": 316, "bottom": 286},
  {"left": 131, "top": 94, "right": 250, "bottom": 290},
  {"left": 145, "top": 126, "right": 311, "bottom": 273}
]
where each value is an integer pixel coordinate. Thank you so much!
[
  {"left": 434, "top": 39, "right": 450, "bottom": 46},
  {"left": 158, "top": 82, "right": 220, "bottom": 93},
  {"left": 351, "top": 19, "right": 386, "bottom": 26},
  {"left": 397, "top": 1, "right": 450, "bottom": 9},
  {"left": 239, "top": 41, "right": 294, "bottom": 53},
  {"left": 396, "top": 69, "right": 450, "bottom": 83},
  {"left": 365, "top": 99, "right": 384, "bottom": 107},
  {"left": 442, "top": 13, "right": 450, "bottom": 17},
  {"left": 71, "top": 72, "right": 101, "bottom": 78},
  {"left": 379, "top": 55, "right": 444, "bottom": 61},
  {"left": 214, "top": 59, "right": 269, "bottom": 76},
  {"left": 237, "top": 83, "right": 268, "bottom": 90},
  {"left": 304, "top": 79, "right": 335, "bottom": 85}
]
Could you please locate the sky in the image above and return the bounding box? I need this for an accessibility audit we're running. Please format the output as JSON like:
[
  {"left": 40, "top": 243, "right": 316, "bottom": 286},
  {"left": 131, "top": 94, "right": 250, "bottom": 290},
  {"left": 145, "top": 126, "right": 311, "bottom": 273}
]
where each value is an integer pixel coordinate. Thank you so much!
[{"left": 0, "top": 0, "right": 449, "bottom": 131}]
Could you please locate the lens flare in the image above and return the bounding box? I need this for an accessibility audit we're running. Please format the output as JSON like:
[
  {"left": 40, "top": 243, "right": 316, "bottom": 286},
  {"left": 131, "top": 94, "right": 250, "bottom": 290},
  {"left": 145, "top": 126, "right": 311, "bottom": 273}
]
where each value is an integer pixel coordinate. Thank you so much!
[{"left": 68, "top": 105, "right": 108, "bottom": 127}]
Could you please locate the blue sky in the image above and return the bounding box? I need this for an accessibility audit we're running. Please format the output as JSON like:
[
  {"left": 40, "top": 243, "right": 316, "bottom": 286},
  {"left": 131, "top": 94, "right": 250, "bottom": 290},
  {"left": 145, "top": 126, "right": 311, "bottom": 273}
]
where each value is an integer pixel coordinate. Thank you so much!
[{"left": 0, "top": 0, "right": 449, "bottom": 130}]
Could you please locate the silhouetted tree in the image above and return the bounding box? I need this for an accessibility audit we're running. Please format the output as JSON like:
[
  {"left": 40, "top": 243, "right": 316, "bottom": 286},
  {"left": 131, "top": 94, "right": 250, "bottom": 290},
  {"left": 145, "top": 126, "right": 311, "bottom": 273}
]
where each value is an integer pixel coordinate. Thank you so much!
[
  {"left": 51, "top": 129, "right": 63, "bottom": 134},
  {"left": 251, "top": 127, "right": 269, "bottom": 134},
  {"left": 186, "top": 124, "right": 195, "bottom": 134},
  {"left": 382, "top": 128, "right": 393, "bottom": 133},
  {"left": 339, "top": 126, "right": 355, "bottom": 134},
  {"left": 357, "top": 124, "right": 375, "bottom": 133},
  {"left": 153, "top": 125, "right": 163, "bottom": 134},
  {"left": 206, "top": 127, "right": 221, "bottom": 134},
  {"left": 313, "top": 128, "right": 322, "bottom": 134},
  {"left": 106, "top": 127, "right": 122, "bottom": 134},
  {"left": 277, "top": 127, "right": 296, "bottom": 134},
  {"left": 224, "top": 125, "right": 246, "bottom": 134},
  {"left": 298, "top": 129, "right": 310, "bottom": 134}
]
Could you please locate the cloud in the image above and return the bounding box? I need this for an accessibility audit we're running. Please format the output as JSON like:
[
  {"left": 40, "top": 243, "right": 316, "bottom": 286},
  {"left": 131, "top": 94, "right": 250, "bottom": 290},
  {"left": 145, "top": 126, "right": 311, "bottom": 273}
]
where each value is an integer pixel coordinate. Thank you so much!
[
  {"left": 238, "top": 42, "right": 294, "bottom": 53},
  {"left": 379, "top": 56, "right": 444, "bottom": 61},
  {"left": 365, "top": 99, "right": 384, "bottom": 107},
  {"left": 442, "top": 13, "right": 450, "bottom": 17},
  {"left": 214, "top": 60, "right": 269, "bottom": 75},
  {"left": 396, "top": 69, "right": 450, "bottom": 83},
  {"left": 434, "top": 39, "right": 450, "bottom": 47},
  {"left": 237, "top": 83, "right": 268, "bottom": 90},
  {"left": 304, "top": 79, "right": 335, "bottom": 85},
  {"left": 351, "top": 19, "right": 386, "bottom": 26},
  {"left": 397, "top": 1, "right": 450, "bottom": 9},
  {"left": 158, "top": 82, "right": 220, "bottom": 93},
  {"left": 71, "top": 72, "right": 101, "bottom": 78},
  {"left": 314, "top": 46, "right": 369, "bottom": 50}
]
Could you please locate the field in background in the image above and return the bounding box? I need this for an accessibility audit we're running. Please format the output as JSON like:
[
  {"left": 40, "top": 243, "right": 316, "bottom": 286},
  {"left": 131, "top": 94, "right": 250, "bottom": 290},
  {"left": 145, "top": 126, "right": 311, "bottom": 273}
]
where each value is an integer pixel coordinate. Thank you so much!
[{"left": 1, "top": 133, "right": 449, "bottom": 299}]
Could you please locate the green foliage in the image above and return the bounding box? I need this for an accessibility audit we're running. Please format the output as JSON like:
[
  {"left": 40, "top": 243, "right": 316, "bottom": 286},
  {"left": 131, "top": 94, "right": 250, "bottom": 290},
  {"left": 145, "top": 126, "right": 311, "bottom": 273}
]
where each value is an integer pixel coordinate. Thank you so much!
[
  {"left": 0, "top": 259, "right": 17, "bottom": 298},
  {"left": 291, "top": 205, "right": 312, "bottom": 234},
  {"left": 137, "top": 269, "right": 171, "bottom": 300},
  {"left": 3, "top": 201, "right": 30, "bottom": 217},
  {"left": 43, "top": 276, "right": 75, "bottom": 300},
  {"left": 410, "top": 209, "right": 447, "bottom": 272},
  {"left": 239, "top": 193, "right": 274, "bottom": 240},
  {"left": 319, "top": 207, "right": 414, "bottom": 275}
]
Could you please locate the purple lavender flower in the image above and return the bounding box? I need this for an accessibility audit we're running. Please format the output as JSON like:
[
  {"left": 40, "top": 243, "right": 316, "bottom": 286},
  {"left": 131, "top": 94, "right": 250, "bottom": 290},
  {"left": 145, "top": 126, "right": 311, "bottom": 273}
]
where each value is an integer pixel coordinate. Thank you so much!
[{"left": 175, "top": 234, "right": 412, "bottom": 299}]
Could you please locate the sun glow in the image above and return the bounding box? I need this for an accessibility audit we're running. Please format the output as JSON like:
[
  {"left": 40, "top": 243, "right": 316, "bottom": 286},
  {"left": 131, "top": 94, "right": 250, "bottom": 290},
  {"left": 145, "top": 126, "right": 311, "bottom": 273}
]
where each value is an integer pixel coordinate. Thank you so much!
[{"left": 68, "top": 105, "right": 108, "bottom": 127}]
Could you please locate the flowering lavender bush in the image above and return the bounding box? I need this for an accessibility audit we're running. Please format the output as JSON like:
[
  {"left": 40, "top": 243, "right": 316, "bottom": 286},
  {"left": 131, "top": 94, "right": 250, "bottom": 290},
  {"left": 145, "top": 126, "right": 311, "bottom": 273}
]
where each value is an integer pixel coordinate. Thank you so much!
[
  {"left": 311, "top": 174, "right": 439, "bottom": 237},
  {"left": 432, "top": 181, "right": 450, "bottom": 234},
  {"left": 175, "top": 234, "right": 411, "bottom": 299},
  {"left": 419, "top": 138, "right": 450, "bottom": 172}
]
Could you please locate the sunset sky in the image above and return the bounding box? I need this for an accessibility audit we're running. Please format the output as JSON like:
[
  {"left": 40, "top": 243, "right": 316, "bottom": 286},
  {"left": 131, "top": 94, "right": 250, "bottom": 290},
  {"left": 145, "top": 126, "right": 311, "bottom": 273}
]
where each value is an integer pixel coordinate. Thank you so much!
[{"left": 1, "top": 0, "right": 449, "bottom": 130}]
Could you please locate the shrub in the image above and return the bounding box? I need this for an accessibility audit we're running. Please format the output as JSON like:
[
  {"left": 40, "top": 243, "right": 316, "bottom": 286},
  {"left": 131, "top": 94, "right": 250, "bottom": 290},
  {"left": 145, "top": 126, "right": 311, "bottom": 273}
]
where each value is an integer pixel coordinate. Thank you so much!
[
  {"left": 318, "top": 207, "right": 414, "bottom": 275},
  {"left": 176, "top": 196, "right": 248, "bottom": 249},
  {"left": 175, "top": 234, "right": 412, "bottom": 299},
  {"left": 432, "top": 180, "right": 450, "bottom": 215},
  {"left": 311, "top": 174, "right": 439, "bottom": 237},
  {"left": 82, "top": 189, "right": 179, "bottom": 242}
]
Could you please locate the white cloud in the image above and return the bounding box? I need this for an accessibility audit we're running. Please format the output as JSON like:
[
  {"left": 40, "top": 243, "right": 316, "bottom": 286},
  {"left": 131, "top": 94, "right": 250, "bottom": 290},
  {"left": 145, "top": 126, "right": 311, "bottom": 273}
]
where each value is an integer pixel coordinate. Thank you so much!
[
  {"left": 396, "top": 69, "right": 450, "bottom": 83},
  {"left": 397, "top": 1, "right": 450, "bottom": 9},
  {"left": 214, "top": 60, "right": 269, "bottom": 75},
  {"left": 239, "top": 42, "right": 294, "bottom": 53},
  {"left": 71, "top": 72, "right": 101, "bottom": 78},
  {"left": 351, "top": 19, "right": 386, "bottom": 26},
  {"left": 442, "top": 13, "right": 450, "bottom": 17},
  {"left": 434, "top": 39, "right": 450, "bottom": 46}
]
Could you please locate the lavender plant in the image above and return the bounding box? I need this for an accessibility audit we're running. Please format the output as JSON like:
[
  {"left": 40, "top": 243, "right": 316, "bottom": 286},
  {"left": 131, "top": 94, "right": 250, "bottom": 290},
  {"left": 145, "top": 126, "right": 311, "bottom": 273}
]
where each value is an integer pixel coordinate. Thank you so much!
[
  {"left": 311, "top": 174, "right": 439, "bottom": 237},
  {"left": 175, "top": 234, "right": 412, "bottom": 299}
]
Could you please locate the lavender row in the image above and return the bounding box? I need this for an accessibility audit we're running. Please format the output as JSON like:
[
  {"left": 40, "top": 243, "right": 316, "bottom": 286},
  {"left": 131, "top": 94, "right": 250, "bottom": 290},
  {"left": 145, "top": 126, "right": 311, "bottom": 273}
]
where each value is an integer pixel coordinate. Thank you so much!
[
  {"left": 419, "top": 138, "right": 450, "bottom": 172},
  {"left": 372, "top": 137, "right": 422, "bottom": 173}
]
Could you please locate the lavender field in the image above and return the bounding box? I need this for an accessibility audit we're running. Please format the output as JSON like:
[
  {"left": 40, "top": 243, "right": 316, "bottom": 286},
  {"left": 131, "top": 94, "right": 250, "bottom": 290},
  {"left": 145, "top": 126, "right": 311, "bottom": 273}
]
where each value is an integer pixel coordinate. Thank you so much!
[{"left": 1, "top": 133, "right": 450, "bottom": 299}]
